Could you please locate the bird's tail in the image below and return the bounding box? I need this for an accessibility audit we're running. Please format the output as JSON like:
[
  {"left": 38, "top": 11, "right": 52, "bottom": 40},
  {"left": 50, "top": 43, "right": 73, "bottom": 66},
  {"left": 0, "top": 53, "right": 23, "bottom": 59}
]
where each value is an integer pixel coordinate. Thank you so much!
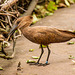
[{"left": 58, "top": 29, "right": 75, "bottom": 38}]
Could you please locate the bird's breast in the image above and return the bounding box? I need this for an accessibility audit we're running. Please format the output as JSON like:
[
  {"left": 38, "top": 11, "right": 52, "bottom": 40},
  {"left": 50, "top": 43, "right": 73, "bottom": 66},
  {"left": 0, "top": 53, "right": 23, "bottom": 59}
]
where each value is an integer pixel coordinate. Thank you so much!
[{"left": 20, "top": 27, "right": 74, "bottom": 45}]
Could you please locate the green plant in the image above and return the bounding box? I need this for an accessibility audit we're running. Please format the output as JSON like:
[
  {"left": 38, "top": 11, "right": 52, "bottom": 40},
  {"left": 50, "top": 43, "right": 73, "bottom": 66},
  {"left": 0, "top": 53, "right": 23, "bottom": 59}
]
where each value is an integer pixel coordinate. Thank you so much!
[{"left": 47, "top": 1, "right": 57, "bottom": 13}]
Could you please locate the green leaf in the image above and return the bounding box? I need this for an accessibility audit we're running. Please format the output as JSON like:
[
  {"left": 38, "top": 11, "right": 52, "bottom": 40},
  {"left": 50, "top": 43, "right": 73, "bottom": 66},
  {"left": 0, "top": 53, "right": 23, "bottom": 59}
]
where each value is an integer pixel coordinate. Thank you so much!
[
  {"left": 74, "top": 0, "right": 75, "bottom": 2},
  {"left": 26, "top": 60, "right": 36, "bottom": 63},
  {"left": 68, "top": 30, "right": 75, "bottom": 33},
  {"left": 39, "top": 45, "right": 48, "bottom": 48},
  {"left": 72, "top": 60, "right": 75, "bottom": 64},
  {"left": 67, "top": 42, "right": 74, "bottom": 45},
  {"left": 56, "top": 0, "right": 61, "bottom": 4},
  {"left": 32, "top": 13, "right": 39, "bottom": 24},
  {"left": 0, "top": 67, "right": 3, "bottom": 70},
  {"left": 47, "top": 1, "right": 57, "bottom": 13},
  {"left": 73, "top": 31, "right": 75, "bottom": 33},
  {"left": 29, "top": 49, "right": 34, "bottom": 52},
  {"left": 32, "top": 56, "right": 39, "bottom": 59},
  {"left": 15, "top": 30, "right": 18, "bottom": 33},
  {"left": 45, "top": 13, "right": 53, "bottom": 16},
  {"left": 68, "top": 55, "right": 74, "bottom": 59}
]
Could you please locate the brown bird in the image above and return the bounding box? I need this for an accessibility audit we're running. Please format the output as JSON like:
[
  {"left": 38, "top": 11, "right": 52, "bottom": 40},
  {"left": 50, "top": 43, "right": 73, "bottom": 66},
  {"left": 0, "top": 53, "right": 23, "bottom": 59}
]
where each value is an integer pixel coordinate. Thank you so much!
[{"left": 9, "top": 16, "right": 75, "bottom": 65}]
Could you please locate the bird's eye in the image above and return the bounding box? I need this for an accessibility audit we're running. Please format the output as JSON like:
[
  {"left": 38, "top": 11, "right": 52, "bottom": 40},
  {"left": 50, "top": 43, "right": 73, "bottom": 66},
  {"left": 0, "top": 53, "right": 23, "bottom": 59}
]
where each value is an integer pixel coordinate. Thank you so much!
[{"left": 30, "top": 16, "right": 33, "bottom": 19}]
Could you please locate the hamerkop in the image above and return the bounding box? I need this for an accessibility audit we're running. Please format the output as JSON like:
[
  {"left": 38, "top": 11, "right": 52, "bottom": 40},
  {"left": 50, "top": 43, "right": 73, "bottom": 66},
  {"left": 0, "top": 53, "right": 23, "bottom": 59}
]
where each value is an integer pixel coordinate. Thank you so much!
[{"left": 9, "top": 16, "right": 75, "bottom": 65}]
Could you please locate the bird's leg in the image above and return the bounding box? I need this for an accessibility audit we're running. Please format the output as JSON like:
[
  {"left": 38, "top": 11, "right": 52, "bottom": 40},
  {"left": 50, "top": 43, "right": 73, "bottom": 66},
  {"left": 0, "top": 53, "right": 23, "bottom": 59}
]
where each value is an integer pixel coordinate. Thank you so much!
[
  {"left": 44, "top": 45, "right": 51, "bottom": 65},
  {"left": 36, "top": 44, "right": 44, "bottom": 64}
]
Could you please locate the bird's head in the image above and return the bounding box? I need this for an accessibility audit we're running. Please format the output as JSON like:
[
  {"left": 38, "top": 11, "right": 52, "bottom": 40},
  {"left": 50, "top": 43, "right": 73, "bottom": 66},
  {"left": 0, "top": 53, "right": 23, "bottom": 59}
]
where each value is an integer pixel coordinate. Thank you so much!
[{"left": 8, "top": 16, "right": 33, "bottom": 36}]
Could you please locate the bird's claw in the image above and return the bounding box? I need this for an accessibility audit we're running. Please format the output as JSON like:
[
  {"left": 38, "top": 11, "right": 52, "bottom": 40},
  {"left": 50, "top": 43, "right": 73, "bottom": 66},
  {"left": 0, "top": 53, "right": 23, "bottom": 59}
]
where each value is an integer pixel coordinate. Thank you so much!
[
  {"left": 29, "top": 62, "right": 50, "bottom": 66},
  {"left": 42, "top": 63, "right": 50, "bottom": 66}
]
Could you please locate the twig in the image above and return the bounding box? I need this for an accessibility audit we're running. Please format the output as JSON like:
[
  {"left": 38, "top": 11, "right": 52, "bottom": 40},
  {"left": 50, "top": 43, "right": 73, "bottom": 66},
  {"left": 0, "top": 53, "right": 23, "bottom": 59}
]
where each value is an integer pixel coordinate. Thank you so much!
[
  {"left": 0, "top": 21, "right": 6, "bottom": 29},
  {"left": 8, "top": 11, "right": 19, "bottom": 15},
  {"left": 0, "top": 28, "right": 7, "bottom": 32},
  {"left": 0, "top": 13, "right": 17, "bottom": 18},
  {"left": 0, "top": 39, "right": 4, "bottom": 42},
  {"left": 38, "top": 0, "right": 45, "bottom": 3},
  {"left": 18, "top": 6, "right": 26, "bottom": 12},
  {"left": 6, "top": 35, "right": 10, "bottom": 41},
  {"left": 0, "top": 0, "right": 18, "bottom": 10},
  {"left": 0, "top": 19, "right": 8, "bottom": 23},
  {"left": 6, "top": 12, "right": 12, "bottom": 27}
]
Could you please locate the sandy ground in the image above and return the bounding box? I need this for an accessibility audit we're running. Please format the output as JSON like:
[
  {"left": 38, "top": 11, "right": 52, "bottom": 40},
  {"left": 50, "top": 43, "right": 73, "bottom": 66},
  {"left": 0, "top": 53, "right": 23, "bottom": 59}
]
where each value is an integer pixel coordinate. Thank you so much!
[{"left": 0, "top": 4, "right": 75, "bottom": 75}]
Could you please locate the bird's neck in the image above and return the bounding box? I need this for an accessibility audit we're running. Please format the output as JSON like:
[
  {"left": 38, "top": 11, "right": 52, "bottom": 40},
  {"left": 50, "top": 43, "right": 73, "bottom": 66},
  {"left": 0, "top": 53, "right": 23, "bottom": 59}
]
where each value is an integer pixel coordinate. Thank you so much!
[
  {"left": 20, "top": 25, "right": 29, "bottom": 32},
  {"left": 19, "top": 23, "right": 30, "bottom": 29}
]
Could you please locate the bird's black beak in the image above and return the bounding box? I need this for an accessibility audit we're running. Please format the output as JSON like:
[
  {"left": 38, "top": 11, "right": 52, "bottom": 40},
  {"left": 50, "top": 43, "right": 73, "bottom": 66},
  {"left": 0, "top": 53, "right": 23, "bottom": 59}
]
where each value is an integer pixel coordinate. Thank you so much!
[{"left": 8, "top": 24, "right": 18, "bottom": 36}]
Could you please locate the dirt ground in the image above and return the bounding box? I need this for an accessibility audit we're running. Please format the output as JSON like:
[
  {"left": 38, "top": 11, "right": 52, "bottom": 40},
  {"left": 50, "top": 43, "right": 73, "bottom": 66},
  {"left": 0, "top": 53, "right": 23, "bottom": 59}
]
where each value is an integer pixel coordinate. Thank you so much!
[{"left": 0, "top": 4, "right": 75, "bottom": 75}]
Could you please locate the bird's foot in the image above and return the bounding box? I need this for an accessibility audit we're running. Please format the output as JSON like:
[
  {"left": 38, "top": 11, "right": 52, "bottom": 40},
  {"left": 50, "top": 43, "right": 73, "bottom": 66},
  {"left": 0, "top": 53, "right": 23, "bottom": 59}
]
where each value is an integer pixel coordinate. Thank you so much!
[
  {"left": 42, "top": 61, "right": 50, "bottom": 66},
  {"left": 29, "top": 62, "right": 43, "bottom": 66},
  {"left": 29, "top": 62, "right": 50, "bottom": 66},
  {"left": 34, "top": 63, "right": 50, "bottom": 66},
  {"left": 43, "top": 63, "right": 50, "bottom": 66}
]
